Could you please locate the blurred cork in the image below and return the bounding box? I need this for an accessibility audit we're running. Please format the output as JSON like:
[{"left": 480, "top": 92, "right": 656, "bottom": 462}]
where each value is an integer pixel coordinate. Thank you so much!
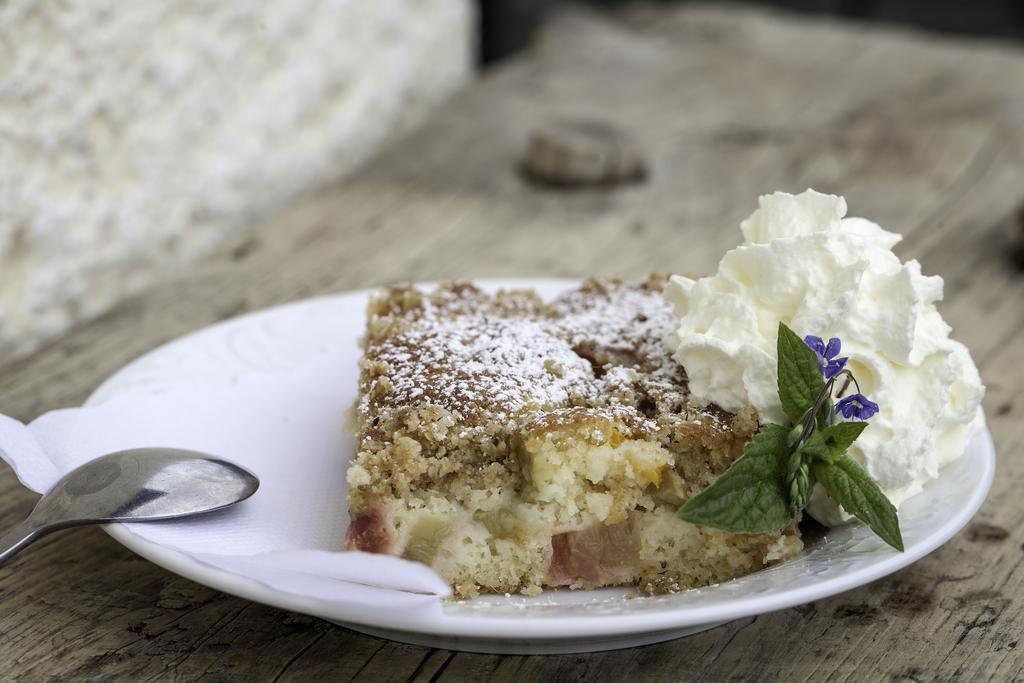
[{"left": 520, "top": 118, "right": 648, "bottom": 188}]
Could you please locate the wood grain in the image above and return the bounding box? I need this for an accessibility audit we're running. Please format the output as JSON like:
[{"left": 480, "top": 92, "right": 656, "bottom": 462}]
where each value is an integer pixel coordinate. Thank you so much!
[{"left": 2, "top": 4, "right": 1023, "bottom": 680}]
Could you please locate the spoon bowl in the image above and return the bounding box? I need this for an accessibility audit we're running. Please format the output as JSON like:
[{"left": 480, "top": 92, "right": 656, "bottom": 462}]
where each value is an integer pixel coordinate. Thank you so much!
[{"left": 0, "top": 449, "right": 259, "bottom": 565}]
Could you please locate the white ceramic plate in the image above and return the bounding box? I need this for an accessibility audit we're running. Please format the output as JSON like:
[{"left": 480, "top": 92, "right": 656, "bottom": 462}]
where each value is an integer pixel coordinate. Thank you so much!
[{"left": 91, "top": 280, "right": 995, "bottom": 654}]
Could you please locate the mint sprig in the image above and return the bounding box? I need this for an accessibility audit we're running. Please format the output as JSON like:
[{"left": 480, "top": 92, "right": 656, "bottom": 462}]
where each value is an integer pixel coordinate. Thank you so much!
[{"left": 679, "top": 322, "right": 903, "bottom": 551}]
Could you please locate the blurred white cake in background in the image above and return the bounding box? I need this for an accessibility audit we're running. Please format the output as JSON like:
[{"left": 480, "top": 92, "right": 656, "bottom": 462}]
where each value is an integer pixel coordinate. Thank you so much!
[{"left": 0, "top": 0, "right": 474, "bottom": 361}]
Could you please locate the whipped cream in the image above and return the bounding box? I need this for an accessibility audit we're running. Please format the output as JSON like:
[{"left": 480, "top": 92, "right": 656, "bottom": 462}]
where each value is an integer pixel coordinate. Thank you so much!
[{"left": 664, "top": 189, "right": 985, "bottom": 524}]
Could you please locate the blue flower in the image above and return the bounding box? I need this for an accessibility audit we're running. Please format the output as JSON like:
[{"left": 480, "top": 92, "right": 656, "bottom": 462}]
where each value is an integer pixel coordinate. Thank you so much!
[
  {"left": 835, "top": 393, "right": 879, "bottom": 420},
  {"left": 804, "top": 335, "right": 849, "bottom": 379}
]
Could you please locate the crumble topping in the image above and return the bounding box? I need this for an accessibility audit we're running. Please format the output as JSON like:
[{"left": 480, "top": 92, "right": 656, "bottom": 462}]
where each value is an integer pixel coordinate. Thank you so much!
[
  {"left": 548, "top": 274, "right": 682, "bottom": 383},
  {"left": 361, "top": 315, "right": 595, "bottom": 429}
]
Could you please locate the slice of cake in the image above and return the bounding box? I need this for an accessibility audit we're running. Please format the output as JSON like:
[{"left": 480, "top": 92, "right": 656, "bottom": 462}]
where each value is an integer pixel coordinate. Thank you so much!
[{"left": 346, "top": 277, "right": 802, "bottom": 598}]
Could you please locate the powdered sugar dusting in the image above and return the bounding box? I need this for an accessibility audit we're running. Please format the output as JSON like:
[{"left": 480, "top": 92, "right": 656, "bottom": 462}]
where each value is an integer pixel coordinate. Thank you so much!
[
  {"left": 549, "top": 277, "right": 682, "bottom": 383},
  {"left": 367, "top": 314, "right": 594, "bottom": 425}
]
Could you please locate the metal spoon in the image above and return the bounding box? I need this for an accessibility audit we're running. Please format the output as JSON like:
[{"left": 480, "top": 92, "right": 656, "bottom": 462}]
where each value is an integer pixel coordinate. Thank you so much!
[{"left": 0, "top": 448, "right": 259, "bottom": 565}]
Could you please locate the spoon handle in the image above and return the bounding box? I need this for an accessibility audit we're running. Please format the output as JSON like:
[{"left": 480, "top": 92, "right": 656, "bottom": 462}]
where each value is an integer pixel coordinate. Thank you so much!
[{"left": 0, "top": 517, "right": 46, "bottom": 566}]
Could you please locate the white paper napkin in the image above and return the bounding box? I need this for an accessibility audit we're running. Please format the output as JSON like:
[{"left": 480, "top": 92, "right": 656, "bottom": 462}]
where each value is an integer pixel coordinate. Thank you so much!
[{"left": 0, "top": 351, "right": 451, "bottom": 614}]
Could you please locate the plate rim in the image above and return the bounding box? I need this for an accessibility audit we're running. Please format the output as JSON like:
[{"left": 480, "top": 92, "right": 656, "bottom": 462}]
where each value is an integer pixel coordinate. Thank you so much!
[{"left": 94, "top": 280, "right": 996, "bottom": 642}]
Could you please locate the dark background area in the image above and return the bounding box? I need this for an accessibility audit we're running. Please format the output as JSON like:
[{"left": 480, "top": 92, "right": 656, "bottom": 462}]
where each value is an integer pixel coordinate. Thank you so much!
[{"left": 480, "top": 0, "right": 1024, "bottom": 63}]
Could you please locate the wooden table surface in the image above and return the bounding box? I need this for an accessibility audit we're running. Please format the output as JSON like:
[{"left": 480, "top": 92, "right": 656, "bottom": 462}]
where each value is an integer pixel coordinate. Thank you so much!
[{"left": 2, "top": 5, "right": 1023, "bottom": 680}]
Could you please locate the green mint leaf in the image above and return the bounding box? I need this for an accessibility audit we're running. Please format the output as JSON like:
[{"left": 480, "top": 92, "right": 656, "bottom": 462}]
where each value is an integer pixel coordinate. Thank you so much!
[
  {"left": 777, "top": 322, "right": 825, "bottom": 424},
  {"left": 821, "top": 421, "right": 868, "bottom": 460},
  {"left": 679, "top": 424, "right": 792, "bottom": 534},
  {"left": 799, "top": 430, "right": 830, "bottom": 463},
  {"left": 812, "top": 455, "right": 904, "bottom": 551}
]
